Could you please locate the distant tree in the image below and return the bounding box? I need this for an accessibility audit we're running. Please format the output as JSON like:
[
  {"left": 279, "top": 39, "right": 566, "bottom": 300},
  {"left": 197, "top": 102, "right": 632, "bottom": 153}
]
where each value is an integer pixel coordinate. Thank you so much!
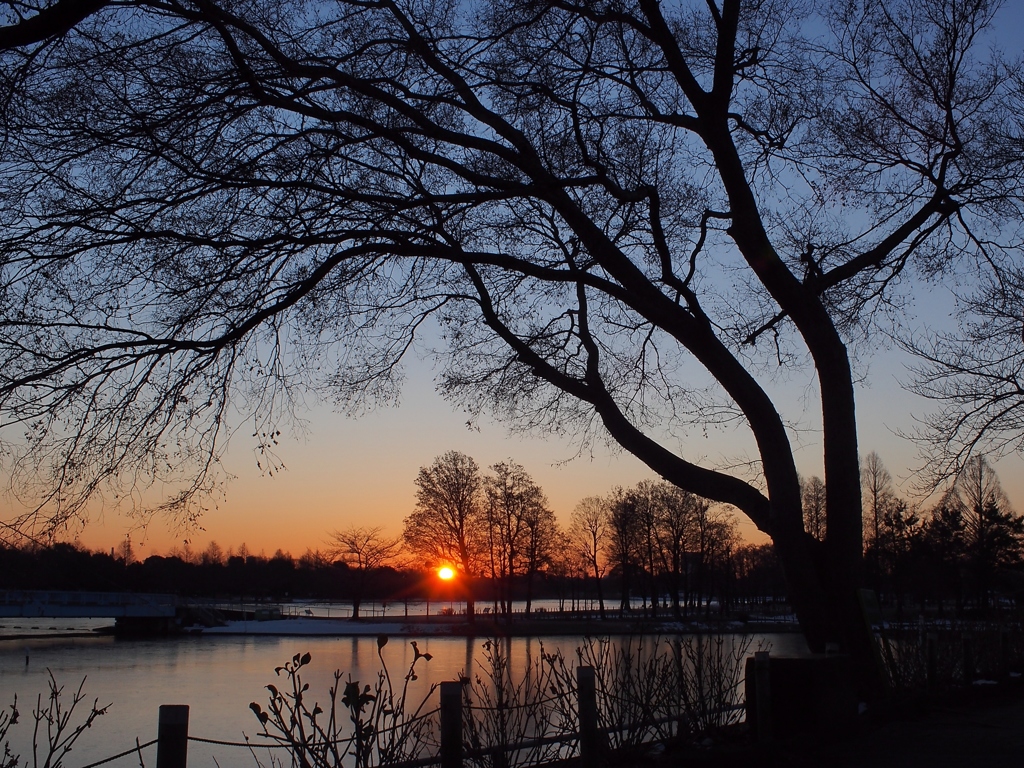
[
  {"left": 862, "top": 452, "right": 895, "bottom": 553},
  {"left": 919, "top": 501, "right": 969, "bottom": 612},
  {"left": 482, "top": 460, "right": 532, "bottom": 617},
  {"left": 518, "top": 486, "right": 558, "bottom": 616},
  {"left": 548, "top": 530, "right": 588, "bottom": 612},
  {"left": 480, "top": 459, "right": 557, "bottom": 617},
  {"left": 116, "top": 535, "right": 135, "bottom": 566},
  {"left": 297, "top": 548, "right": 333, "bottom": 570},
  {"left": 167, "top": 541, "right": 198, "bottom": 566},
  {"left": 329, "top": 525, "right": 403, "bottom": 619},
  {"left": 860, "top": 452, "right": 912, "bottom": 594},
  {"left": 200, "top": 540, "right": 224, "bottom": 566},
  {"left": 689, "top": 502, "right": 739, "bottom": 616},
  {"left": 941, "top": 456, "right": 1024, "bottom": 607},
  {"left": 734, "top": 543, "right": 787, "bottom": 605},
  {"left": 569, "top": 496, "right": 611, "bottom": 619},
  {"left": 403, "top": 450, "right": 483, "bottom": 619},
  {"left": 630, "top": 480, "right": 664, "bottom": 616},
  {"left": 605, "top": 487, "right": 643, "bottom": 616},
  {"left": 652, "top": 482, "right": 707, "bottom": 619},
  {"left": 873, "top": 497, "right": 921, "bottom": 619},
  {"left": 801, "top": 476, "right": 827, "bottom": 543},
  {"left": 602, "top": 479, "right": 727, "bottom": 617}
]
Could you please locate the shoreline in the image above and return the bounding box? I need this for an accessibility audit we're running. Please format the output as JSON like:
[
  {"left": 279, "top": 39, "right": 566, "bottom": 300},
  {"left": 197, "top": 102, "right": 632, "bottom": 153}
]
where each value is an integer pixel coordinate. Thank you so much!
[
  {"left": 198, "top": 614, "right": 802, "bottom": 638},
  {"left": 0, "top": 615, "right": 802, "bottom": 641}
]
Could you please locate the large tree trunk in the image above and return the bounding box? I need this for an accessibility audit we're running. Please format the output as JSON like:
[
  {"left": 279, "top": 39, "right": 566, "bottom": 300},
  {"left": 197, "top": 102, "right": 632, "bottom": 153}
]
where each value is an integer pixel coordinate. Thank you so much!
[{"left": 773, "top": 519, "right": 883, "bottom": 699}]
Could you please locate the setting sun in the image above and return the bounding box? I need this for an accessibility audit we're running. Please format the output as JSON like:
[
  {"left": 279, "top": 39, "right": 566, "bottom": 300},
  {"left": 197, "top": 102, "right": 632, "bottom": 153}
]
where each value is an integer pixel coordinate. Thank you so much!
[{"left": 437, "top": 566, "right": 455, "bottom": 581}]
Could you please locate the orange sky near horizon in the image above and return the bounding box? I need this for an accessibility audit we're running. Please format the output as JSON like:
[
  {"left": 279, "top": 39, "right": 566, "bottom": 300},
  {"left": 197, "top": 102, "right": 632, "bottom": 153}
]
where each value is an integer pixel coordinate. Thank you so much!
[{"left": 52, "top": 342, "right": 1024, "bottom": 561}]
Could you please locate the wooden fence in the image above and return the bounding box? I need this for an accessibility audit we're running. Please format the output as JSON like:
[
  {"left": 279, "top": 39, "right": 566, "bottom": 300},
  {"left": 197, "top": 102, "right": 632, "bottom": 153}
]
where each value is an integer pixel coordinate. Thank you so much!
[{"left": 130, "top": 664, "right": 739, "bottom": 768}]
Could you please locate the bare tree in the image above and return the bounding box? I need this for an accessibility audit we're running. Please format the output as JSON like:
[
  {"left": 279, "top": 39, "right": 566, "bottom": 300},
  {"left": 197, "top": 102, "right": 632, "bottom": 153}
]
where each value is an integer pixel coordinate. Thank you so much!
[
  {"left": 630, "top": 479, "right": 664, "bottom": 616},
  {"left": 520, "top": 490, "right": 558, "bottom": 617},
  {"left": 801, "top": 476, "right": 827, "bottom": 542},
  {"left": 652, "top": 481, "right": 706, "bottom": 619},
  {"left": 546, "top": 529, "right": 588, "bottom": 612},
  {"left": 200, "top": 539, "right": 224, "bottom": 566},
  {"left": 688, "top": 500, "right": 739, "bottom": 617},
  {"left": 482, "top": 460, "right": 538, "bottom": 618},
  {"left": 861, "top": 452, "right": 893, "bottom": 552},
  {"left": 569, "top": 496, "right": 611, "bottom": 619},
  {"left": 605, "top": 487, "right": 643, "bottom": 616},
  {"left": 328, "top": 525, "right": 403, "bottom": 619},
  {"left": 909, "top": 247, "right": 1024, "bottom": 478},
  {"left": 403, "top": 450, "right": 483, "bottom": 619},
  {"left": 2, "top": 0, "right": 1022, "bottom": 686}
]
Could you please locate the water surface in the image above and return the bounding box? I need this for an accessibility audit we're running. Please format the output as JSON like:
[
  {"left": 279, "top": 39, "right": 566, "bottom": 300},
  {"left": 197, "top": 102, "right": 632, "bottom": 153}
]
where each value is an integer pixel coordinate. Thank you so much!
[{"left": 0, "top": 630, "right": 807, "bottom": 767}]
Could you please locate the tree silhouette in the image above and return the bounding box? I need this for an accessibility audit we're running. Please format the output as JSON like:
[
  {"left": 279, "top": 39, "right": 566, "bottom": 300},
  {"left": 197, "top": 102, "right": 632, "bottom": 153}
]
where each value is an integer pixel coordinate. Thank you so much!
[
  {"left": 937, "top": 456, "right": 1024, "bottom": 606},
  {"left": 0, "top": 0, "right": 108, "bottom": 50},
  {"left": 482, "top": 460, "right": 553, "bottom": 618},
  {"left": 329, "top": 525, "right": 403, "bottom": 619},
  {"left": 403, "top": 450, "right": 484, "bottom": 619},
  {"left": 569, "top": 496, "right": 611, "bottom": 619},
  {"left": 800, "top": 476, "right": 827, "bottom": 543},
  {"left": 862, "top": 452, "right": 894, "bottom": 553},
  {"left": 2, "top": 0, "right": 1022, "bottom": 685}
]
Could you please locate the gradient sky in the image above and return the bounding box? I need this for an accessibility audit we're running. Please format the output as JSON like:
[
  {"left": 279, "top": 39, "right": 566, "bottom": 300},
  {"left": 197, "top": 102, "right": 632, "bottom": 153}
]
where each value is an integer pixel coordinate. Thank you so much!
[
  {"left": 6, "top": 1, "right": 1024, "bottom": 559},
  {"left": 66, "top": 332, "right": 1024, "bottom": 560}
]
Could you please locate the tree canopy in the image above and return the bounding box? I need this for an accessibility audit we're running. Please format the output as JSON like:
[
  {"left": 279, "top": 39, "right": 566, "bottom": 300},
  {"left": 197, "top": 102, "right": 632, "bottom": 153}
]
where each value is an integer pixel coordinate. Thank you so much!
[{"left": 2, "top": 0, "right": 1023, "bottom": 678}]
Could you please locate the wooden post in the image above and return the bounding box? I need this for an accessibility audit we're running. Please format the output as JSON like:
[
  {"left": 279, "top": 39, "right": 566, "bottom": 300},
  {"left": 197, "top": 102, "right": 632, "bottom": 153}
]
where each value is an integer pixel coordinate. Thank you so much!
[
  {"left": 577, "top": 666, "right": 601, "bottom": 768},
  {"left": 440, "top": 682, "right": 462, "bottom": 768},
  {"left": 754, "top": 651, "right": 772, "bottom": 744},
  {"left": 156, "top": 705, "right": 189, "bottom": 768},
  {"left": 926, "top": 633, "right": 938, "bottom": 688},
  {"left": 962, "top": 634, "right": 974, "bottom": 685}
]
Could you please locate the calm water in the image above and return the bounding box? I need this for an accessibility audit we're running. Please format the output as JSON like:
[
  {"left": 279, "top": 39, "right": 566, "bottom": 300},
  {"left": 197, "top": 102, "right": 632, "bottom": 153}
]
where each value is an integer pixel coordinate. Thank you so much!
[{"left": 0, "top": 629, "right": 807, "bottom": 767}]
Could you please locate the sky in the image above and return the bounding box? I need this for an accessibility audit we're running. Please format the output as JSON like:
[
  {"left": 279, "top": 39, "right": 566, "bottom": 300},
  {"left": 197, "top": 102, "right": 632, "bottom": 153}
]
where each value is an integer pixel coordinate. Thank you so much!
[
  {"left": 60, "top": 331, "right": 1024, "bottom": 560},
  {"left": 5, "top": 1, "right": 1024, "bottom": 559}
]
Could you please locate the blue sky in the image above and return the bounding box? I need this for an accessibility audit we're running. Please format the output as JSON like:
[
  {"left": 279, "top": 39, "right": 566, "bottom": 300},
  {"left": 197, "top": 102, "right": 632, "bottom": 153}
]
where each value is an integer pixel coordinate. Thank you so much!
[{"left": 10, "top": 0, "right": 1024, "bottom": 558}]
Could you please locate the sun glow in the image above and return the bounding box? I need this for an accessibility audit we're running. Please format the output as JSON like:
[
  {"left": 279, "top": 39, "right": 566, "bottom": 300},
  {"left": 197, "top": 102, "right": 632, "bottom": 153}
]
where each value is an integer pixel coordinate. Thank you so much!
[{"left": 437, "top": 566, "right": 455, "bottom": 581}]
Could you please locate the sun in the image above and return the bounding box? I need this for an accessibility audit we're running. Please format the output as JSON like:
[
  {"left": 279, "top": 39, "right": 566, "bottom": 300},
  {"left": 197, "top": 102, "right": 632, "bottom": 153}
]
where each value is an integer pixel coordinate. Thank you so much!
[{"left": 437, "top": 566, "right": 455, "bottom": 581}]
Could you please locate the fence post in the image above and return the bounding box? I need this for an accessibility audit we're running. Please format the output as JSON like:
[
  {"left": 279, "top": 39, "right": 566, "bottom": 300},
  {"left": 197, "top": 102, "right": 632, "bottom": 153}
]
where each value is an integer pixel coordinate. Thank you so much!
[
  {"left": 753, "top": 651, "right": 772, "bottom": 744},
  {"left": 926, "top": 633, "right": 938, "bottom": 688},
  {"left": 577, "top": 666, "right": 601, "bottom": 768},
  {"left": 156, "top": 705, "right": 189, "bottom": 768},
  {"left": 440, "top": 681, "right": 463, "bottom": 768}
]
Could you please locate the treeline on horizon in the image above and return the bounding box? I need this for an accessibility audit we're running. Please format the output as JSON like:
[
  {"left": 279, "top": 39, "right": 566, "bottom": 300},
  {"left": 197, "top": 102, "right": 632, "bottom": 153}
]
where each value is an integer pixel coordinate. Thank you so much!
[
  {"left": 0, "top": 539, "right": 786, "bottom": 612},
  {"left": 3, "top": 451, "right": 1024, "bottom": 619}
]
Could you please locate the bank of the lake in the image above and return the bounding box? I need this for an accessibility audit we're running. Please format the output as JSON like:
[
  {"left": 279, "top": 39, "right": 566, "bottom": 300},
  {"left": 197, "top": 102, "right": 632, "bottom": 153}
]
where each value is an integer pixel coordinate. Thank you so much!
[
  {"left": 0, "top": 627, "right": 808, "bottom": 768},
  {"left": 194, "top": 613, "right": 802, "bottom": 638}
]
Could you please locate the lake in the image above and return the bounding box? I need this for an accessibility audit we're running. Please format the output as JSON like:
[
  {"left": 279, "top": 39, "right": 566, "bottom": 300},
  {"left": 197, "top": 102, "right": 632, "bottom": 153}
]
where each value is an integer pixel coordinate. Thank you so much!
[{"left": 0, "top": 624, "right": 807, "bottom": 767}]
